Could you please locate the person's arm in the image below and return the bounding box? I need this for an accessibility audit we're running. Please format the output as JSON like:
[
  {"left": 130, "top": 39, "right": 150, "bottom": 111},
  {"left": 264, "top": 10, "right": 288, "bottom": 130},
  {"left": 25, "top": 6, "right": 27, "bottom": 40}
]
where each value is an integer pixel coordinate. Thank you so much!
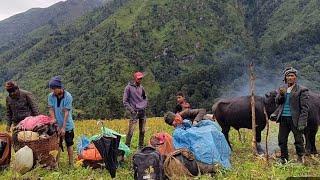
[
  {"left": 61, "top": 94, "right": 73, "bottom": 136},
  {"left": 60, "top": 109, "right": 69, "bottom": 136},
  {"left": 123, "top": 86, "right": 135, "bottom": 113},
  {"left": 180, "top": 108, "right": 206, "bottom": 123},
  {"left": 276, "top": 87, "right": 286, "bottom": 105},
  {"left": 297, "top": 88, "right": 309, "bottom": 130},
  {"left": 6, "top": 98, "right": 13, "bottom": 132},
  {"left": 26, "top": 93, "right": 39, "bottom": 116},
  {"left": 49, "top": 107, "right": 56, "bottom": 123},
  {"left": 48, "top": 95, "right": 56, "bottom": 123}
]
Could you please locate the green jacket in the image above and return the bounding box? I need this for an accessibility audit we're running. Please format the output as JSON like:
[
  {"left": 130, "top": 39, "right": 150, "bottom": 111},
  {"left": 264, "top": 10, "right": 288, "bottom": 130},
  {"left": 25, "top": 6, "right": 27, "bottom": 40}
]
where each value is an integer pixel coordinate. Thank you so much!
[
  {"left": 275, "top": 84, "right": 309, "bottom": 129},
  {"left": 6, "top": 89, "right": 39, "bottom": 126}
]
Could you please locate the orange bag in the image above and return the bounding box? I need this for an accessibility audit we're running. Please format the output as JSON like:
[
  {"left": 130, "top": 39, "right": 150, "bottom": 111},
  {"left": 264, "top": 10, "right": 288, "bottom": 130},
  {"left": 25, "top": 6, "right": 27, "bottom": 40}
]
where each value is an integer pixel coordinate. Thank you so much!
[
  {"left": 78, "top": 143, "right": 102, "bottom": 161},
  {"left": 149, "top": 132, "right": 174, "bottom": 156}
]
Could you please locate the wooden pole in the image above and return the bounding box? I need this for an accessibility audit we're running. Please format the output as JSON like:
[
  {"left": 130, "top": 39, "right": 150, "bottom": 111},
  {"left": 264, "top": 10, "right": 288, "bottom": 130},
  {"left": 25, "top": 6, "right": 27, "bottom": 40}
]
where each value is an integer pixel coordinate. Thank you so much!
[
  {"left": 263, "top": 107, "right": 270, "bottom": 163},
  {"left": 249, "top": 62, "right": 257, "bottom": 154}
]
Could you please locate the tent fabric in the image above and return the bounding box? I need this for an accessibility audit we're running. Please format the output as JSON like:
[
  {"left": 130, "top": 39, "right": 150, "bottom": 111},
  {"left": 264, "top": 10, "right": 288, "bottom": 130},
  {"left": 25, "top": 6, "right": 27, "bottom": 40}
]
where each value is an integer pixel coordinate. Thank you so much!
[
  {"left": 89, "top": 127, "right": 130, "bottom": 157},
  {"left": 173, "top": 120, "right": 231, "bottom": 169},
  {"left": 77, "top": 127, "right": 130, "bottom": 157},
  {"left": 93, "top": 135, "right": 120, "bottom": 178}
]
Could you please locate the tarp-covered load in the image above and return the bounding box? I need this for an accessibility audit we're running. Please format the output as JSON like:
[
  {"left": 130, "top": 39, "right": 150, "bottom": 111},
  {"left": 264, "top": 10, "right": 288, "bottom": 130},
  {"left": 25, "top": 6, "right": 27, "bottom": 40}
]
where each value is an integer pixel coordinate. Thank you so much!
[{"left": 173, "top": 120, "right": 231, "bottom": 169}]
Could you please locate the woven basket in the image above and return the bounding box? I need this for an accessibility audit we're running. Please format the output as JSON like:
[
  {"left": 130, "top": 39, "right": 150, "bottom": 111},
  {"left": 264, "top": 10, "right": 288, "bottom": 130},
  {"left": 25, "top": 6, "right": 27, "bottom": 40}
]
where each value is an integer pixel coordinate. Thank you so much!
[
  {"left": 0, "top": 133, "right": 11, "bottom": 169},
  {"left": 13, "top": 133, "right": 59, "bottom": 167}
]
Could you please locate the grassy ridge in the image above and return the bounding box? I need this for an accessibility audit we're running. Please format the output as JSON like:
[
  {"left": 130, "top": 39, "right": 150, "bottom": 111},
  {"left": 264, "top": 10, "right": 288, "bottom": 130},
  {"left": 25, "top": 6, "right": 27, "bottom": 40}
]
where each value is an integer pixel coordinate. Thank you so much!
[{"left": 0, "top": 118, "right": 319, "bottom": 179}]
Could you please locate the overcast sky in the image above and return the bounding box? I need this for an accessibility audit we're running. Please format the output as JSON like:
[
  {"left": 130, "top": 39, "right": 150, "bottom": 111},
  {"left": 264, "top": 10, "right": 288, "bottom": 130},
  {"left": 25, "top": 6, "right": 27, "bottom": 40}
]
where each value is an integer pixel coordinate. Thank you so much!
[{"left": 0, "top": 0, "right": 66, "bottom": 21}]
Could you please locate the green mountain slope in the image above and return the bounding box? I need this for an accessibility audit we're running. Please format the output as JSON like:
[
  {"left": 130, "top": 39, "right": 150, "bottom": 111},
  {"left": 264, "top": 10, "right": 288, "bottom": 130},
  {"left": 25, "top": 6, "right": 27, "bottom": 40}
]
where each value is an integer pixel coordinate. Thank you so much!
[{"left": 0, "top": 0, "right": 319, "bottom": 119}]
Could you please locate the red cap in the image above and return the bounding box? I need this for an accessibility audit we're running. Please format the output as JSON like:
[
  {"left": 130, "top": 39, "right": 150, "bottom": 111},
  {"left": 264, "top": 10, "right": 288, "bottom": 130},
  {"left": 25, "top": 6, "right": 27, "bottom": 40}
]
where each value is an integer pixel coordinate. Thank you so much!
[{"left": 134, "top": 72, "right": 144, "bottom": 79}]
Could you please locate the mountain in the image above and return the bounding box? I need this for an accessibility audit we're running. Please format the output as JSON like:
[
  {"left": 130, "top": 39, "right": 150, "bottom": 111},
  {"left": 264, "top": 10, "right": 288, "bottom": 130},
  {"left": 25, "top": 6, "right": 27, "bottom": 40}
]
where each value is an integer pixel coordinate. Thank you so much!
[
  {"left": 0, "top": 0, "right": 106, "bottom": 55},
  {"left": 0, "top": 0, "right": 319, "bottom": 119}
]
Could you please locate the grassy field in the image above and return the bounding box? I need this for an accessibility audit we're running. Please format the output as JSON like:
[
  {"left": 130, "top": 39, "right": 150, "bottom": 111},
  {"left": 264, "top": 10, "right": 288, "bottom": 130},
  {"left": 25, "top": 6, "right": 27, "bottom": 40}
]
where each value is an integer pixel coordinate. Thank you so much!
[{"left": 0, "top": 118, "right": 319, "bottom": 179}]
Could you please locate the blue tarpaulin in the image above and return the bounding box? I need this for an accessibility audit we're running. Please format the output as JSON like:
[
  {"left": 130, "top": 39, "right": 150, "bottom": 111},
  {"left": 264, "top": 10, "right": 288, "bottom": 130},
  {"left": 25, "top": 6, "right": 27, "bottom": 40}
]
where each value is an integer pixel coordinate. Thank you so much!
[{"left": 173, "top": 120, "right": 231, "bottom": 169}]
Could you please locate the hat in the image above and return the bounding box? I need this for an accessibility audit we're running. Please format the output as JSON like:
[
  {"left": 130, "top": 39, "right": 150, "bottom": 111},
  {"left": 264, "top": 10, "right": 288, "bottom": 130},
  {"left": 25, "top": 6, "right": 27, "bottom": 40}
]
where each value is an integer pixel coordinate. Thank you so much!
[
  {"left": 5, "top": 80, "right": 18, "bottom": 90},
  {"left": 49, "top": 76, "right": 64, "bottom": 89},
  {"left": 283, "top": 67, "right": 298, "bottom": 82},
  {"left": 164, "top": 112, "right": 176, "bottom": 125},
  {"left": 134, "top": 72, "right": 144, "bottom": 79}
]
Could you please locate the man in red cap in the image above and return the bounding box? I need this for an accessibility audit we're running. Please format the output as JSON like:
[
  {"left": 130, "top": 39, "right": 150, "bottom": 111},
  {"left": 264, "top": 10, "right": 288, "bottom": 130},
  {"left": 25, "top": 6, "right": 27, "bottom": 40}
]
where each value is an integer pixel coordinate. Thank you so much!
[
  {"left": 123, "top": 71, "right": 148, "bottom": 148},
  {"left": 4, "top": 80, "right": 39, "bottom": 132}
]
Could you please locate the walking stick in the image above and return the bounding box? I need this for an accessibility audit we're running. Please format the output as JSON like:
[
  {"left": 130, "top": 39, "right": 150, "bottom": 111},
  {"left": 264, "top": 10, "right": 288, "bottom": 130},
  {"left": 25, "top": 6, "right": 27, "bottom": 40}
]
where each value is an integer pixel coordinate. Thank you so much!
[
  {"left": 263, "top": 107, "right": 270, "bottom": 163},
  {"left": 249, "top": 62, "right": 257, "bottom": 155}
]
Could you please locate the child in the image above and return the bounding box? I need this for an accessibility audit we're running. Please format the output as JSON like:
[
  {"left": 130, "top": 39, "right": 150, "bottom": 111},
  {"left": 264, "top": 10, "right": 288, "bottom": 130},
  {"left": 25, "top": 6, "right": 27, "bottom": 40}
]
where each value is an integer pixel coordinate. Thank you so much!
[{"left": 174, "top": 91, "right": 191, "bottom": 113}]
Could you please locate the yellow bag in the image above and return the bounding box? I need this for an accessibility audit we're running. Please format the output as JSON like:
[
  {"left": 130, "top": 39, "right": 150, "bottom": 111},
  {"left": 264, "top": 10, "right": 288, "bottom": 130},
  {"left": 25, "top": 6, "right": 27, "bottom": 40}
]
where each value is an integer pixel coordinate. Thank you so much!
[{"left": 17, "top": 131, "right": 39, "bottom": 141}]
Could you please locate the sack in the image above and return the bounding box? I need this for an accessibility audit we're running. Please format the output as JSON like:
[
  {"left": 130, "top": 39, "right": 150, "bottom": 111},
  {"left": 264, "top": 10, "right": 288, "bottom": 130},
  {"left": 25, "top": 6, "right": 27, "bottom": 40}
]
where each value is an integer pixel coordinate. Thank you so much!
[
  {"left": 133, "top": 146, "right": 163, "bottom": 180},
  {"left": 17, "top": 131, "right": 40, "bottom": 141},
  {"left": 149, "top": 133, "right": 174, "bottom": 156},
  {"left": 0, "top": 133, "right": 11, "bottom": 168},
  {"left": 164, "top": 149, "right": 200, "bottom": 179},
  {"left": 79, "top": 144, "right": 102, "bottom": 161},
  {"left": 13, "top": 146, "right": 34, "bottom": 174}
]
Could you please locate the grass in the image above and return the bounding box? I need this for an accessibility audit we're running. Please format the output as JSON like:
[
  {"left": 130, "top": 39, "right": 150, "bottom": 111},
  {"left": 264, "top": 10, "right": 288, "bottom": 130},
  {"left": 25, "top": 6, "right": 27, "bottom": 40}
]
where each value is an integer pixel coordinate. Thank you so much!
[{"left": 0, "top": 118, "right": 319, "bottom": 179}]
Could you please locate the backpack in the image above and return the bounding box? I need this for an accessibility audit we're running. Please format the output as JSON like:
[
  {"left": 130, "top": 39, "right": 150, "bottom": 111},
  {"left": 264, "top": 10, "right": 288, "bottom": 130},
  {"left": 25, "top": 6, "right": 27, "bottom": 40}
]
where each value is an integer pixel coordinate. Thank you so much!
[
  {"left": 164, "top": 148, "right": 200, "bottom": 180},
  {"left": 133, "top": 146, "right": 163, "bottom": 180}
]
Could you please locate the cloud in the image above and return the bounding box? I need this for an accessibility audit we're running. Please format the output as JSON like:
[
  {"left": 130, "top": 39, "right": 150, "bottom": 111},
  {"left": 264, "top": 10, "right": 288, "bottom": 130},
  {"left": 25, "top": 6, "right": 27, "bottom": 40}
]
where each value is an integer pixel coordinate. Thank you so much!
[{"left": 0, "top": 0, "right": 66, "bottom": 21}]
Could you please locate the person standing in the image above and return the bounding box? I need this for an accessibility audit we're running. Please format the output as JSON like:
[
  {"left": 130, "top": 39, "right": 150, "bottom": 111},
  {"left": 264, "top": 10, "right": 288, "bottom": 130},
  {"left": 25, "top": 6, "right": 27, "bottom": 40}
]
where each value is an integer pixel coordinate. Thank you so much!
[
  {"left": 123, "top": 72, "right": 148, "bottom": 148},
  {"left": 5, "top": 80, "right": 39, "bottom": 132},
  {"left": 271, "top": 67, "right": 309, "bottom": 164},
  {"left": 48, "top": 76, "right": 74, "bottom": 166}
]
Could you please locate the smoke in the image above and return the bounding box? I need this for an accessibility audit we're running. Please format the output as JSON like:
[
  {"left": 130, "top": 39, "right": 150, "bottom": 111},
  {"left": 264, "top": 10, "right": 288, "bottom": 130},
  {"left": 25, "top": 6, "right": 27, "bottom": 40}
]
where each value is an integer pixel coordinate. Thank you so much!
[
  {"left": 218, "top": 65, "right": 319, "bottom": 99},
  {"left": 220, "top": 66, "right": 282, "bottom": 98}
]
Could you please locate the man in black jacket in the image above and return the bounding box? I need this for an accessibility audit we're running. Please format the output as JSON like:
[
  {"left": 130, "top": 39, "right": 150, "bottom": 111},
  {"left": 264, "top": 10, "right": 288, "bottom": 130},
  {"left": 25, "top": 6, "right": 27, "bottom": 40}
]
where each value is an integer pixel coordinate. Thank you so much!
[
  {"left": 5, "top": 80, "right": 39, "bottom": 132},
  {"left": 271, "top": 67, "right": 309, "bottom": 164}
]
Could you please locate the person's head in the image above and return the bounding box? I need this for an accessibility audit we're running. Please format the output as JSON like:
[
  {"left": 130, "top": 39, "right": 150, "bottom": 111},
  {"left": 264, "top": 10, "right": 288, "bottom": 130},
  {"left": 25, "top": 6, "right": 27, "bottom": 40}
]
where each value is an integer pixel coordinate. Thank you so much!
[
  {"left": 164, "top": 111, "right": 182, "bottom": 127},
  {"left": 5, "top": 80, "right": 19, "bottom": 98},
  {"left": 176, "top": 91, "right": 186, "bottom": 104},
  {"left": 49, "top": 76, "right": 64, "bottom": 96},
  {"left": 283, "top": 67, "right": 297, "bottom": 86},
  {"left": 134, "top": 72, "right": 144, "bottom": 86}
]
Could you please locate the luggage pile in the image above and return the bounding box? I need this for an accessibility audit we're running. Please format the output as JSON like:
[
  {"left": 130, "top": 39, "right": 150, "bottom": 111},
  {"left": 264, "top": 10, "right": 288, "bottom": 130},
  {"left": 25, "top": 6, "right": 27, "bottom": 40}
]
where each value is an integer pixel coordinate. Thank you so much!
[
  {"left": 77, "top": 126, "right": 131, "bottom": 179},
  {"left": 12, "top": 115, "right": 59, "bottom": 169},
  {"left": 132, "top": 133, "right": 202, "bottom": 180}
]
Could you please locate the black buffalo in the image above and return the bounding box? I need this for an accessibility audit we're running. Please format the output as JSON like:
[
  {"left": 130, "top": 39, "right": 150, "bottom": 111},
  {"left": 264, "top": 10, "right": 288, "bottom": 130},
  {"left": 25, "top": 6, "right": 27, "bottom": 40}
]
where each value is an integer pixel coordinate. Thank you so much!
[
  {"left": 304, "top": 91, "right": 320, "bottom": 154},
  {"left": 212, "top": 91, "right": 320, "bottom": 154},
  {"left": 212, "top": 92, "right": 277, "bottom": 153}
]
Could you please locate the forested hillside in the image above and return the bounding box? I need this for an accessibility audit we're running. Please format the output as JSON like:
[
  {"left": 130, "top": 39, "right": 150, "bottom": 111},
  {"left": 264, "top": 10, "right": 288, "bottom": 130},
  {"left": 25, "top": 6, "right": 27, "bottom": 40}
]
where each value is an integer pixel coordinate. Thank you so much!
[{"left": 0, "top": 0, "right": 319, "bottom": 119}]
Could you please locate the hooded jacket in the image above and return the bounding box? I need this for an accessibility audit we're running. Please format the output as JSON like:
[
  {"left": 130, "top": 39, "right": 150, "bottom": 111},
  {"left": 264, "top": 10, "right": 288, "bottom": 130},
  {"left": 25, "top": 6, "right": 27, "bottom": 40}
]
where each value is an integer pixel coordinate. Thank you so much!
[{"left": 123, "top": 82, "right": 147, "bottom": 113}]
